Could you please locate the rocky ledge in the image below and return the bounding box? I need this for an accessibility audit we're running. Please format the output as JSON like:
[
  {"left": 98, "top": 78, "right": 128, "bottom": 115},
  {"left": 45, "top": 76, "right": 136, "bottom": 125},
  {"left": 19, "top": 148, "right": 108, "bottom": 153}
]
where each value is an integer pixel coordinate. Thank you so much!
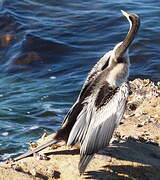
[{"left": 0, "top": 79, "right": 160, "bottom": 180}]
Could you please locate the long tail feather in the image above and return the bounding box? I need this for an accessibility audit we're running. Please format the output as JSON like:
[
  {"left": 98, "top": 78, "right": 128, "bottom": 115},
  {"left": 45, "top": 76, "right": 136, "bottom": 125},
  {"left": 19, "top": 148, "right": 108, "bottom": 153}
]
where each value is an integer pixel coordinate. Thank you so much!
[
  {"left": 13, "top": 139, "right": 58, "bottom": 161},
  {"left": 78, "top": 154, "right": 94, "bottom": 175}
]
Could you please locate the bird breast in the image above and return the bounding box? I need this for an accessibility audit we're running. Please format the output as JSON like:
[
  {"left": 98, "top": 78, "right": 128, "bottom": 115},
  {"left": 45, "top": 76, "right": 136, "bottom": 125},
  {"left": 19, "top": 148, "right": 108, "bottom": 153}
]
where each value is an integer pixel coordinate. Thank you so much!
[{"left": 106, "top": 62, "right": 129, "bottom": 87}]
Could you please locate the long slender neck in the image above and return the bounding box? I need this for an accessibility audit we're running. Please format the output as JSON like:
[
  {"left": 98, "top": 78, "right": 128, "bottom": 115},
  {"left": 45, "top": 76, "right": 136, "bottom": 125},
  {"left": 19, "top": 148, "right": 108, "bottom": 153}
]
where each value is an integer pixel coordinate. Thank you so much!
[{"left": 115, "top": 15, "right": 140, "bottom": 58}]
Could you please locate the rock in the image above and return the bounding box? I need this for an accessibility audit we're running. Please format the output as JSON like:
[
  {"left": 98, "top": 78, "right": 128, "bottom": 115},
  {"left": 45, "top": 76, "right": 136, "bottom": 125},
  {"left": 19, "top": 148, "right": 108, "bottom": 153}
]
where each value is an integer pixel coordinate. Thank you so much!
[
  {"left": 30, "top": 168, "right": 37, "bottom": 176},
  {"left": 0, "top": 79, "right": 160, "bottom": 180}
]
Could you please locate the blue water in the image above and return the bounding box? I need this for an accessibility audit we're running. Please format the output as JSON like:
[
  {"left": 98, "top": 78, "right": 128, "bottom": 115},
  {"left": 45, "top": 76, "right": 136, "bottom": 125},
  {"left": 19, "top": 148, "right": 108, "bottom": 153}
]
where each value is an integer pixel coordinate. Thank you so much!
[{"left": 0, "top": 0, "right": 159, "bottom": 160}]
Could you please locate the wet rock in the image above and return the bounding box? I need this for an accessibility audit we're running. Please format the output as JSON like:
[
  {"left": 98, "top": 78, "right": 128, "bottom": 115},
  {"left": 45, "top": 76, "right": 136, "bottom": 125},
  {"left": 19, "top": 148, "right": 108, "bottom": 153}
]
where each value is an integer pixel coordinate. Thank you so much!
[
  {"left": 1, "top": 34, "right": 14, "bottom": 47},
  {"left": 14, "top": 51, "right": 42, "bottom": 66}
]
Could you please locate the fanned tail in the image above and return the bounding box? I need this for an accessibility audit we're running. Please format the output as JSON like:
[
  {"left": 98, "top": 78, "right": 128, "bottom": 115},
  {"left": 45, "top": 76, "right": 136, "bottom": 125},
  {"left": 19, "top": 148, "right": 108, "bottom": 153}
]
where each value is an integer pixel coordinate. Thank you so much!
[{"left": 78, "top": 154, "right": 94, "bottom": 175}]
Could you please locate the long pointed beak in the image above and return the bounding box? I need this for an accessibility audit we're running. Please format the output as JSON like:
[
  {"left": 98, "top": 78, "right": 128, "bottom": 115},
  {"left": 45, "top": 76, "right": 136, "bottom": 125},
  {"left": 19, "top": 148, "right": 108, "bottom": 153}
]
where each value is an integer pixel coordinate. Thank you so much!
[
  {"left": 121, "top": 10, "right": 130, "bottom": 18},
  {"left": 114, "top": 10, "right": 140, "bottom": 59}
]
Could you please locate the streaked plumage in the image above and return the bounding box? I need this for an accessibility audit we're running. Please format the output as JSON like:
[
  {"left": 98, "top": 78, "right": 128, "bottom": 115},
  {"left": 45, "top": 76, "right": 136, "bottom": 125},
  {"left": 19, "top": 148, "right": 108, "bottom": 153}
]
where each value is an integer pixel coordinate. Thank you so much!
[
  {"left": 65, "top": 10, "right": 140, "bottom": 174},
  {"left": 12, "top": 10, "right": 140, "bottom": 175}
]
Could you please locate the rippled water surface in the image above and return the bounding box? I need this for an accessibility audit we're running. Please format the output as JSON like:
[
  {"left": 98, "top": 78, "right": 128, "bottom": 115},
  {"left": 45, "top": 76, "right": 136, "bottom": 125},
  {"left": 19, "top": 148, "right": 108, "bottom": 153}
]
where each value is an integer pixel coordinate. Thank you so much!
[{"left": 0, "top": 0, "right": 159, "bottom": 160}]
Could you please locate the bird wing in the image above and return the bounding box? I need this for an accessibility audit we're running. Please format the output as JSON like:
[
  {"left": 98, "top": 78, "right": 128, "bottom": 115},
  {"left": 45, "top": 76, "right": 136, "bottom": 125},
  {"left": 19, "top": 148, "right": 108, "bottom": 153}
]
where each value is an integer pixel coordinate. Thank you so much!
[
  {"left": 67, "top": 94, "right": 95, "bottom": 146},
  {"left": 61, "top": 98, "right": 81, "bottom": 127},
  {"left": 61, "top": 51, "right": 112, "bottom": 127},
  {"left": 79, "top": 50, "right": 112, "bottom": 98},
  {"left": 81, "top": 82, "right": 129, "bottom": 153},
  {"left": 67, "top": 82, "right": 129, "bottom": 174}
]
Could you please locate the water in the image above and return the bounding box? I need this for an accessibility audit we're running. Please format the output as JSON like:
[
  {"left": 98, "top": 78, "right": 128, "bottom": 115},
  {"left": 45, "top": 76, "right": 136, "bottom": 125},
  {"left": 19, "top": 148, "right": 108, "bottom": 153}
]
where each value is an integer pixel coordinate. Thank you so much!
[{"left": 0, "top": 0, "right": 159, "bottom": 160}]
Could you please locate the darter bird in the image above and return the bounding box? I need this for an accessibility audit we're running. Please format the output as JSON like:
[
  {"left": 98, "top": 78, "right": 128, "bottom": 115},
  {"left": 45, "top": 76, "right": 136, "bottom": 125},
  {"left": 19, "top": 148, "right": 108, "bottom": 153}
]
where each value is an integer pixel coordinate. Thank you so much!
[{"left": 12, "top": 10, "right": 140, "bottom": 175}]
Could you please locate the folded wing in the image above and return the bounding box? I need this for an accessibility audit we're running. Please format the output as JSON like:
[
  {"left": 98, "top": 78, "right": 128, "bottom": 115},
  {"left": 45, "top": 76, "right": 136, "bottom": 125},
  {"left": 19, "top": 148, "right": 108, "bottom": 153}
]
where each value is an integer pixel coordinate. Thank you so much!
[
  {"left": 61, "top": 51, "right": 112, "bottom": 131},
  {"left": 67, "top": 82, "right": 129, "bottom": 174}
]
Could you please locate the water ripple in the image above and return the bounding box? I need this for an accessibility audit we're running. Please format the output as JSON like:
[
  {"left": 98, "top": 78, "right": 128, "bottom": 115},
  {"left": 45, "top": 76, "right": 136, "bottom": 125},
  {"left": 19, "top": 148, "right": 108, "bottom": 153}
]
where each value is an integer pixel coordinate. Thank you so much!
[{"left": 0, "top": 0, "right": 159, "bottom": 159}]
